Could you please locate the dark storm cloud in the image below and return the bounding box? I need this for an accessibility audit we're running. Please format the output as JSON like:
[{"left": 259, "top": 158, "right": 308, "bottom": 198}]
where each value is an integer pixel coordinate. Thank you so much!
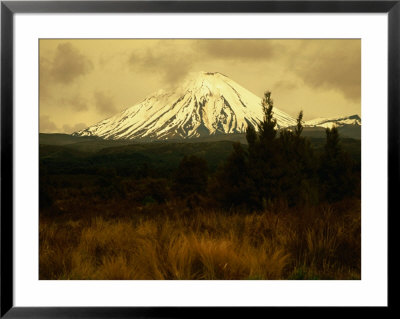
[
  {"left": 62, "top": 122, "right": 87, "bottom": 133},
  {"left": 50, "top": 42, "right": 94, "bottom": 84},
  {"left": 40, "top": 115, "right": 58, "bottom": 133},
  {"left": 94, "top": 91, "right": 117, "bottom": 115}
]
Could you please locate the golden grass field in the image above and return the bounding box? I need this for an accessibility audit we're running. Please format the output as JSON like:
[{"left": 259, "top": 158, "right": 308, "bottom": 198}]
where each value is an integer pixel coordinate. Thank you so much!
[{"left": 39, "top": 199, "right": 360, "bottom": 280}]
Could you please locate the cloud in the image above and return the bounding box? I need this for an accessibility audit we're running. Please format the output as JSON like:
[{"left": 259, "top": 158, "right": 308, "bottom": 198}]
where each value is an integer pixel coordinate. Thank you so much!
[
  {"left": 59, "top": 95, "right": 88, "bottom": 112},
  {"left": 126, "top": 40, "right": 281, "bottom": 88},
  {"left": 290, "top": 40, "right": 361, "bottom": 101},
  {"left": 195, "top": 39, "right": 278, "bottom": 61},
  {"left": 196, "top": 39, "right": 360, "bottom": 102},
  {"left": 40, "top": 42, "right": 94, "bottom": 108},
  {"left": 50, "top": 42, "right": 93, "bottom": 84},
  {"left": 62, "top": 122, "right": 87, "bottom": 134},
  {"left": 39, "top": 39, "right": 360, "bottom": 133},
  {"left": 94, "top": 91, "right": 117, "bottom": 115},
  {"left": 39, "top": 57, "right": 52, "bottom": 102},
  {"left": 129, "top": 49, "right": 193, "bottom": 85},
  {"left": 273, "top": 80, "right": 298, "bottom": 91},
  {"left": 40, "top": 115, "right": 58, "bottom": 132}
]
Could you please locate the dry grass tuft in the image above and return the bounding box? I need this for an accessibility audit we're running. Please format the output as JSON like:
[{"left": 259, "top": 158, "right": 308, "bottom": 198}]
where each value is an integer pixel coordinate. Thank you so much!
[{"left": 39, "top": 200, "right": 360, "bottom": 280}]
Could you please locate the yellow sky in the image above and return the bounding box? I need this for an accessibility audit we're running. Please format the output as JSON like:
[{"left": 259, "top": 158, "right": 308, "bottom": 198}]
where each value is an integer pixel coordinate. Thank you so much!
[{"left": 39, "top": 39, "right": 360, "bottom": 133}]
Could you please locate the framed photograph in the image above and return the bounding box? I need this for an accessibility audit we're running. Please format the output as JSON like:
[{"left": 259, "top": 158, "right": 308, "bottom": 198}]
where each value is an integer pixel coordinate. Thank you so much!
[{"left": 1, "top": 0, "right": 395, "bottom": 317}]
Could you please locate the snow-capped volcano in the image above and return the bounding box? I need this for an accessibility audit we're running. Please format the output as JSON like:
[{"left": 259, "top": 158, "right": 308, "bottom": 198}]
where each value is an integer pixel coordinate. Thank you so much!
[
  {"left": 304, "top": 114, "right": 361, "bottom": 128},
  {"left": 74, "top": 72, "right": 296, "bottom": 140}
]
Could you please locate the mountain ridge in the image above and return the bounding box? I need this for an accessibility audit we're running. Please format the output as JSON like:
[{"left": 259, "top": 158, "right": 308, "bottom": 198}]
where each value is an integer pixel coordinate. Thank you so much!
[
  {"left": 74, "top": 72, "right": 296, "bottom": 140},
  {"left": 304, "top": 114, "right": 361, "bottom": 128},
  {"left": 74, "top": 72, "right": 360, "bottom": 140}
]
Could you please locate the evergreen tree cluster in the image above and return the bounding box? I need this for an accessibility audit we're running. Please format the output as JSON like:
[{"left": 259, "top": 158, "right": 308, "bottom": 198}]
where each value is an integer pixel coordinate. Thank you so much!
[{"left": 178, "top": 91, "right": 360, "bottom": 211}]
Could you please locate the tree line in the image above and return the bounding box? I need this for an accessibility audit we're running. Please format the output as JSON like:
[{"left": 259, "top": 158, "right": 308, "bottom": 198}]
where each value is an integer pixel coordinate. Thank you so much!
[
  {"left": 39, "top": 91, "right": 360, "bottom": 214},
  {"left": 175, "top": 91, "right": 360, "bottom": 210}
]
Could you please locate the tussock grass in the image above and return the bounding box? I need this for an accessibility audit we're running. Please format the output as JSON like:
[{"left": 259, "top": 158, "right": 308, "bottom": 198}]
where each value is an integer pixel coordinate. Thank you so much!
[{"left": 39, "top": 200, "right": 360, "bottom": 280}]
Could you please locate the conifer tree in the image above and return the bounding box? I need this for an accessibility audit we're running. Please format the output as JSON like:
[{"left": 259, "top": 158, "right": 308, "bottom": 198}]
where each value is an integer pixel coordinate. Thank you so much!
[
  {"left": 246, "top": 124, "right": 257, "bottom": 152},
  {"left": 295, "top": 110, "right": 303, "bottom": 137},
  {"left": 318, "top": 126, "right": 355, "bottom": 202},
  {"left": 211, "top": 142, "right": 258, "bottom": 210},
  {"left": 278, "top": 110, "right": 318, "bottom": 206},
  {"left": 258, "top": 91, "right": 277, "bottom": 144},
  {"left": 246, "top": 91, "right": 281, "bottom": 208}
]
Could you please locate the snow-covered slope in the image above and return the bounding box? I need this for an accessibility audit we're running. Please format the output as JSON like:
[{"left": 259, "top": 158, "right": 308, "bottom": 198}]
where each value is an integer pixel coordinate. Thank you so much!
[
  {"left": 304, "top": 114, "right": 361, "bottom": 129},
  {"left": 74, "top": 72, "right": 296, "bottom": 140}
]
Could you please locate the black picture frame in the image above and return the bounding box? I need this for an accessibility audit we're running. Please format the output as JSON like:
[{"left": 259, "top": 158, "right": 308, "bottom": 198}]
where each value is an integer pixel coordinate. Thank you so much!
[{"left": 1, "top": 0, "right": 396, "bottom": 317}]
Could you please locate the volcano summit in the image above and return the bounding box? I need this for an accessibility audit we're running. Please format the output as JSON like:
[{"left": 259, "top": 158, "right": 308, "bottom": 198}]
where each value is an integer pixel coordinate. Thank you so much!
[{"left": 74, "top": 72, "right": 297, "bottom": 140}]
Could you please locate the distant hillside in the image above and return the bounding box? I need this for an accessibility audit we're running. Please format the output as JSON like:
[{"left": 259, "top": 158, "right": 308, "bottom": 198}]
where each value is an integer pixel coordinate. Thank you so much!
[
  {"left": 39, "top": 133, "right": 101, "bottom": 145},
  {"left": 40, "top": 126, "right": 360, "bottom": 155},
  {"left": 40, "top": 135, "right": 360, "bottom": 179},
  {"left": 300, "top": 126, "right": 361, "bottom": 140},
  {"left": 39, "top": 140, "right": 240, "bottom": 177}
]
